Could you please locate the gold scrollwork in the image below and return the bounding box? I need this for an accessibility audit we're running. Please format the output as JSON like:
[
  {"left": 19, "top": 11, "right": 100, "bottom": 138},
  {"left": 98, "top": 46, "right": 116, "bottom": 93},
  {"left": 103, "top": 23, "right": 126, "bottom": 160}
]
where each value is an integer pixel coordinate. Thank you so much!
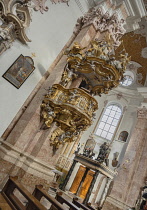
[
  {"left": 63, "top": 39, "right": 131, "bottom": 96},
  {"left": 41, "top": 37, "right": 130, "bottom": 154},
  {"left": 40, "top": 84, "right": 98, "bottom": 154}
]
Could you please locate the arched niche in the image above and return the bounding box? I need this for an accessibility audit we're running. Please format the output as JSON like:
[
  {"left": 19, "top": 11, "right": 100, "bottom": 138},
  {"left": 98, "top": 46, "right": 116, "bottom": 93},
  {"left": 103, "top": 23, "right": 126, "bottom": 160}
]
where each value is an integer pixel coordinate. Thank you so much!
[{"left": 118, "top": 131, "right": 129, "bottom": 142}]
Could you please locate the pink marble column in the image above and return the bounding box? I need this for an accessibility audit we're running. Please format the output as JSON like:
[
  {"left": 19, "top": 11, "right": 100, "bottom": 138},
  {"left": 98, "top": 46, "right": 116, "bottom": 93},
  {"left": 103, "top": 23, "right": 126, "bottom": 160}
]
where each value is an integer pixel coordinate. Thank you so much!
[{"left": 102, "top": 107, "right": 147, "bottom": 210}]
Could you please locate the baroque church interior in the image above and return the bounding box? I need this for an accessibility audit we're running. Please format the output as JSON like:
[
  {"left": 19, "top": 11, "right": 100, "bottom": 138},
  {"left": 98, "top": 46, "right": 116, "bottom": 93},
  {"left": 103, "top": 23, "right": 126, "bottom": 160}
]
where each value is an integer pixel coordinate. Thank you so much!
[{"left": 0, "top": 0, "right": 147, "bottom": 209}]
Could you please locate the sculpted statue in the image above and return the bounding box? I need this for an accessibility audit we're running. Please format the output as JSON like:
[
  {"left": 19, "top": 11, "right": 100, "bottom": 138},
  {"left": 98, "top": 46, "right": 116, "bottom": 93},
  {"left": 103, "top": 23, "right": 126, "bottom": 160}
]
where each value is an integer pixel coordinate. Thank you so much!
[
  {"left": 74, "top": 7, "right": 103, "bottom": 34},
  {"left": 82, "top": 136, "right": 96, "bottom": 159},
  {"left": 40, "top": 102, "right": 56, "bottom": 128},
  {"left": 65, "top": 42, "right": 85, "bottom": 58},
  {"left": 107, "top": 12, "right": 119, "bottom": 34},
  {"left": 73, "top": 8, "right": 125, "bottom": 48},
  {"left": 98, "top": 11, "right": 110, "bottom": 31},
  {"left": 50, "top": 127, "right": 65, "bottom": 154},
  {"left": 107, "top": 51, "right": 131, "bottom": 72},
  {"left": 109, "top": 58, "right": 122, "bottom": 71},
  {"left": 88, "top": 40, "right": 104, "bottom": 57},
  {"left": 82, "top": 7, "right": 97, "bottom": 24},
  {"left": 60, "top": 68, "right": 77, "bottom": 87},
  {"left": 73, "top": 17, "right": 84, "bottom": 34},
  {"left": 95, "top": 7, "right": 103, "bottom": 17},
  {"left": 88, "top": 36, "right": 114, "bottom": 61},
  {"left": 115, "top": 19, "right": 126, "bottom": 40},
  {"left": 119, "top": 53, "right": 131, "bottom": 71},
  {"left": 83, "top": 147, "right": 95, "bottom": 159},
  {"left": 110, "top": 12, "right": 119, "bottom": 25},
  {"left": 111, "top": 19, "right": 126, "bottom": 47},
  {"left": 46, "top": 86, "right": 57, "bottom": 96},
  {"left": 112, "top": 152, "right": 119, "bottom": 167},
  {"left": 96, "top": 142, "right": 111, "bottom": 166}
]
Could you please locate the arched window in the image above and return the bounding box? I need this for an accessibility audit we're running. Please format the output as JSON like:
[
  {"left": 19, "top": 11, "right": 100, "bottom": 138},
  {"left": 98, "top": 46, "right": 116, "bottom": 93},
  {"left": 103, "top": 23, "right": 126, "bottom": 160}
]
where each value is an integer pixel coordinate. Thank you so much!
[
  {"left": 120, "top": 70, "right": 135, "bottom": 87},
  {"left": 120, "top": 75, "right": 133, "bottom": 86},
  {"left": 95, "top": 104, "right": 122, "bottom": 140}
]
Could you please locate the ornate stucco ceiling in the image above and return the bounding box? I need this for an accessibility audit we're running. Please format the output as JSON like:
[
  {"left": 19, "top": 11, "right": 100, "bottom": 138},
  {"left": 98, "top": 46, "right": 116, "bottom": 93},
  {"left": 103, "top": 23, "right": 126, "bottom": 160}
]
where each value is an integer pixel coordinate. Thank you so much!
[{"left": 116, "top": 32, "right": 147, "bottom": 85}]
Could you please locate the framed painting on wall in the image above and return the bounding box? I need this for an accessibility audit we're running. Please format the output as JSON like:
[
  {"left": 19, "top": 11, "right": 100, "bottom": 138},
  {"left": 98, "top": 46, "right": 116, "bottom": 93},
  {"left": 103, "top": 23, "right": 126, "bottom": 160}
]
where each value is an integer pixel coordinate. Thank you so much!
[{"left": 2, "top": 54, "right": 35, "bottom": 89}]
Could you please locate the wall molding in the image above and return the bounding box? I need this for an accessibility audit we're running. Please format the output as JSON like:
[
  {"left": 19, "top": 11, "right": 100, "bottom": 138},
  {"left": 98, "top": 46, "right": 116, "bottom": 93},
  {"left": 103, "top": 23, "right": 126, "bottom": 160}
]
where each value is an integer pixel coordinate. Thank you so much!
[
  {"left": 106, "top": 196, "right": 132, "bottom": 209},
  {"left": 0, "top": 138, "right": 55, "bottom": 179}
]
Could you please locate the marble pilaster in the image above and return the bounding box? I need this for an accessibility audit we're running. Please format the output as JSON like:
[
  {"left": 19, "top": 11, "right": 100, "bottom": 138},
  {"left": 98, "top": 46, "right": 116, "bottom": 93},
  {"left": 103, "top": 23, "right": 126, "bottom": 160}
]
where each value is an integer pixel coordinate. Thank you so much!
[
  {"left": 83, "top": 170, "right": 99, "bottom": 205},
  {"left": 59, "top": 160, "right": 78, "bottom": 191}
]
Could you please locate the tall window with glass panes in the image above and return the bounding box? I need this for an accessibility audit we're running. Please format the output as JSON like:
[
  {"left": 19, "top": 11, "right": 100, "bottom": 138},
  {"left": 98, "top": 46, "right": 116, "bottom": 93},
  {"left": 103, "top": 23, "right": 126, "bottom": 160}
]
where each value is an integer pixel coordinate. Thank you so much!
[{"left": 95, "top": 104, "right": 122, "bottom": 140}]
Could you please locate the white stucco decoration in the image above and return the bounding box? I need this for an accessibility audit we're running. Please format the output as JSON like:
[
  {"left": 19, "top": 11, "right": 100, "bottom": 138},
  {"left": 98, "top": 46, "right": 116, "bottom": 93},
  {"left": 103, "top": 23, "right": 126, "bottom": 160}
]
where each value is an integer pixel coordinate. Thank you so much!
[
  {"left": 141, "top": 47, "right": 147, "bottom": 58},
  {"left": 30, "top": 0, "right": 70, "bottom": 13}
]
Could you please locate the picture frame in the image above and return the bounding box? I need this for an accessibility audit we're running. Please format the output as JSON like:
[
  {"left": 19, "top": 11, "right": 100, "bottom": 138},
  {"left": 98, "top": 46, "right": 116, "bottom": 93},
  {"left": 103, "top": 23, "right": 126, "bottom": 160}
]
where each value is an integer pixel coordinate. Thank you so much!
[{"left": 2, "top": 54, "right": 35, "bottom": 89}]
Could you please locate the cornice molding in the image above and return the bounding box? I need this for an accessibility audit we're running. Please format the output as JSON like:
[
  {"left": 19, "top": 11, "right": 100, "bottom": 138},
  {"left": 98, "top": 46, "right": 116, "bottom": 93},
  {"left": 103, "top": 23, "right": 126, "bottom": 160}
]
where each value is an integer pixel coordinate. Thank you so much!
[
  {"left": 137, "top": 87, "right": 147, "bottom": 98},
  {"left": 110, "top": 87, "right": 143, "bottom": 99},
  {"left": 106, "top": 196, "right": 131, "bottom": 210},
  {"left": 0, "top": 138, "right": 55, "bottom": 178}
]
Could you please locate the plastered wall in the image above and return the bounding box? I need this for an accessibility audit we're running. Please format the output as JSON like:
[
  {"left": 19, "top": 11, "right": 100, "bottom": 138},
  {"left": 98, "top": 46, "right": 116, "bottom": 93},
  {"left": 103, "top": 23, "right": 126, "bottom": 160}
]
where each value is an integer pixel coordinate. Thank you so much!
[{"left": 0, "top": 0, "right": 91, "bottom": 137}]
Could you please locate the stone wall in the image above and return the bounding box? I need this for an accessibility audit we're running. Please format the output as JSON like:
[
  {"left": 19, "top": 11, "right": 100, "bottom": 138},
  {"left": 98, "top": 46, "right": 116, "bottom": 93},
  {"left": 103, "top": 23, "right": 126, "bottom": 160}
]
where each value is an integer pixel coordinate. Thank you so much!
[{"left": 102, "top": 104, "right": 147, "bottom": 209}]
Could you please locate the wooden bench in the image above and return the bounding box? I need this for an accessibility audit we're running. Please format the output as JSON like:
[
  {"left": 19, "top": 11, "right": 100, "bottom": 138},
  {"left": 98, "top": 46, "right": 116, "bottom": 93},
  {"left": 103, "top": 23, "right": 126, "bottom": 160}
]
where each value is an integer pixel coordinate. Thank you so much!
[
  {"left": 55, "top": 192, "right": 79, "bottom": 210},
  {"left": 33, "top": 185, "right": 67, "bottom": 210},
  {"left": 73, "top": 197, "right": 91, "bottom": 210},
  {"left": 2, "top": 176, "right": 46, "bottom": 210},
  {"left": 87, "top": 202, "right": 96, "bottom": 210}
]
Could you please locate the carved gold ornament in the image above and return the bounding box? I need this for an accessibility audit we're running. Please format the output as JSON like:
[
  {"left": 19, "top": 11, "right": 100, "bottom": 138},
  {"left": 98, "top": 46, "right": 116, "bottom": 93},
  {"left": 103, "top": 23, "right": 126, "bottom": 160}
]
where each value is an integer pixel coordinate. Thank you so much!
[
  {"left": 41, "top": 35, "right": 130, "bottom": 153},
  {"left": 40, "top": 84, "right": 98, "bottom": 154},
  {"left": 62, "top": 37, "right": 131, "bottom": 96},
  {"left": 39, "top": 9, "right": 130, "bottom": 153}
]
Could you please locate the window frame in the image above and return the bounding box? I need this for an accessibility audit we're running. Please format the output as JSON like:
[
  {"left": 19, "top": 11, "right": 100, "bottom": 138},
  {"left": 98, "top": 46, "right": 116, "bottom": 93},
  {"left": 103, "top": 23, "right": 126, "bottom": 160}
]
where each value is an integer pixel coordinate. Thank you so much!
[{"left": 94, "top": 103, "right": 122, "bottom": 141}]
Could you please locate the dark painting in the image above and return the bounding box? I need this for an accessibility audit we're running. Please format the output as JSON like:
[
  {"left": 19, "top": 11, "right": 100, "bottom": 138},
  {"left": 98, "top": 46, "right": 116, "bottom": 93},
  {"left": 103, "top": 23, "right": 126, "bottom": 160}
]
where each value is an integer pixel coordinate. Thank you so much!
[{"left": 2, "top": 54, "right": 35, "bottom": 88}]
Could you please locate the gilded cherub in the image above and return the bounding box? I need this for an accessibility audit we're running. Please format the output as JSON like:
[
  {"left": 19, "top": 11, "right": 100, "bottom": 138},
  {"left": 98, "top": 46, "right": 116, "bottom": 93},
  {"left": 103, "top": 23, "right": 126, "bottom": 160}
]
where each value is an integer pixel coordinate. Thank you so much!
[
  {"left": 64, "top": 42, "right": 85, "bottom": 58},
  {"left": 60, "top": 68, "right": 77, "bottom": 87},
  {"left": 119, "top": 53, "right": 131, "bottom": 70},
  {"left": 88, "top": 40, "right": 104, "bottom": 57}
]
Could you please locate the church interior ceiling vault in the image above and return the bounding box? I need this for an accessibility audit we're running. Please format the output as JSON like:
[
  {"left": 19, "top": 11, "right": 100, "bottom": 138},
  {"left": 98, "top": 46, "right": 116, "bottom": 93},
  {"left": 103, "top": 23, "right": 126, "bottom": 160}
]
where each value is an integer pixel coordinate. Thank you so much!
[{"left": 116, "top": 32, "right": 147, "bottom": 85}]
